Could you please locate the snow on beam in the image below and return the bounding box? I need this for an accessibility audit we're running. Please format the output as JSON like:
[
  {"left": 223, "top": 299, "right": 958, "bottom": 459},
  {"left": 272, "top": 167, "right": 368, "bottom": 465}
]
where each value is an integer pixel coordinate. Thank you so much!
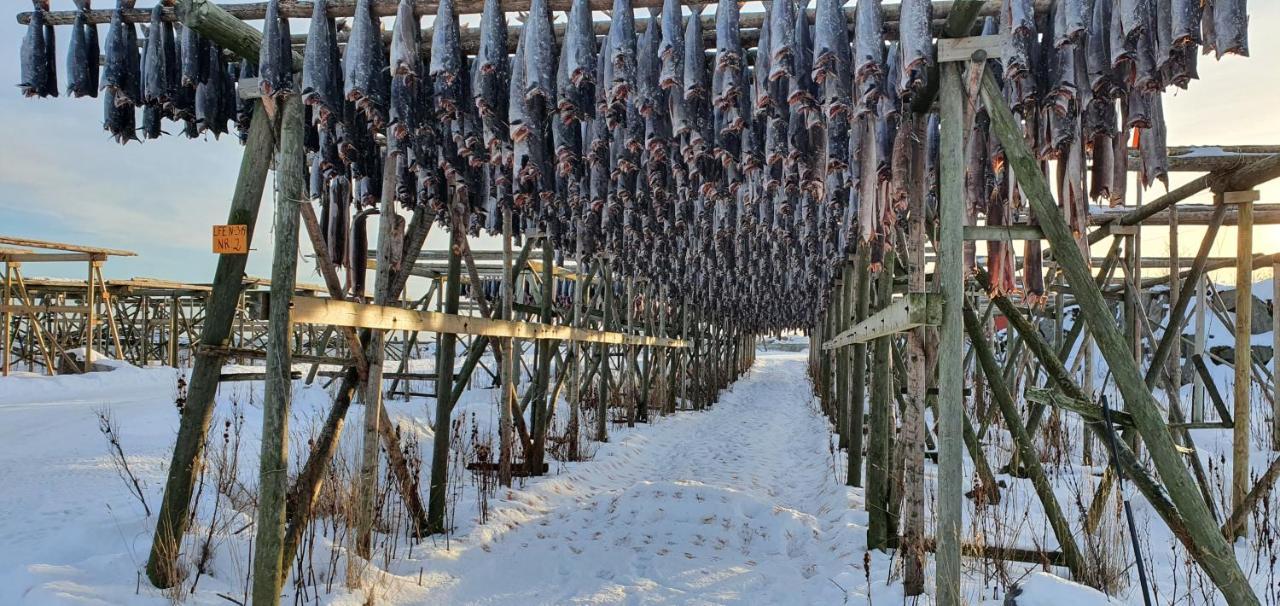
[{"left": 822, "top": 293, "right": 939, "bottom": 350}]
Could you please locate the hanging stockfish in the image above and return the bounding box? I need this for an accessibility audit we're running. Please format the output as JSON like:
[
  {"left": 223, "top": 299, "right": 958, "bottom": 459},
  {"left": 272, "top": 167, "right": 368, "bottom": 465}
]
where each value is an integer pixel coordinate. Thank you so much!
[
  {"left": 713, "top": 0, "right": 745, "bottom": 181},
  {"left": 1205, "top": 0, "right": 1250, "bottom": 59},
  {"left": 787, "top": 8, "right": 819, "bottom": 199},
  {"left": 524, "top": 0, "right": 557, "bottom": 220},
  {"left": 196, "top": 42, "right": 230, "bottom": 137},
  {"left": 345, "top": 0, "right": 388, "bottom": 130},
  {"left": 388, "top": 0, "right": 422, "bottom": 155},
  {"left": 1172, "top": 0, "right": 1203, "bottom": 46},
  {"left": 898, "top": 0, "right": 933, "bottom": 105},
  {"left": 477, "top": 0, "right": 510, "bottom": 156},
  {"left": 259, "top": 0, "right": 293, "bottom": 100},
  {"left": 327, "top": 175, "right": 350, "bottom": 268},
  {"left": 813, "top": 0, "right": 851, "bottom": 210},
  {"left": 67, "top": 1, "right": 99, "bottom": 98},
  {"left": 1001, "top": 0, "right": 1036, "bottom": 112},
  {"left": 102, "top": 0, "right": 139, "bottom": 106},
  {"left": 657, "top": 0, "right": 683, "bottom": 95},
  {"left": 303, "top": 0, "right": 343, "bottom": 126},
  {"left": 348, "top": 207, "right": 377, "bottom": 299},
  {"left": 180, "top": 21, "right": 209, "bottom": 88},
  {"left": 853, "top": 0, "right": 884, "bottom": 116},
  {"left": 554, "top": 44, "right": 584, "bottom": 245},
  {"left": 1057, "top": 0, "right": 1086, "bottom": 47},
  {"left": 234, "top": 59, "right": 257, "bottom": 139},
  {"left": 1139, "top": 93, "right": 1169, "bottom": 189},
  {"left": 140, "top": 4, "right": 167, "bottom": 139}
]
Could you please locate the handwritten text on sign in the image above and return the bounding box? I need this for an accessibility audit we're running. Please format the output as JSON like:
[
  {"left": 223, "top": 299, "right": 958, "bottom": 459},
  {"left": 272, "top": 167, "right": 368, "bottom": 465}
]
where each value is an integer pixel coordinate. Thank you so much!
[{"left": 213, "top": 225, "right": 249, "bottom": 254}]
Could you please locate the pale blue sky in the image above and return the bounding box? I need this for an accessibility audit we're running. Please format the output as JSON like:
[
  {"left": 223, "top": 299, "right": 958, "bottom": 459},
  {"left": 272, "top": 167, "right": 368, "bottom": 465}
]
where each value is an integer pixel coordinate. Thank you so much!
[{"left": 2, "top": 3, "right": 1278, "bottom": 284}]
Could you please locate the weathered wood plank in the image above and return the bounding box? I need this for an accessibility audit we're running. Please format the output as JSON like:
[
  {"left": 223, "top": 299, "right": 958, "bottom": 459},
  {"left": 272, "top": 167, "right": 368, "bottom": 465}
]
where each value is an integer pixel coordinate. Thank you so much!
[
  {"left": 822, "top": 293, "right": 939, "bottom": 349},
  {"left": 290, "top": 297, "right": 688, "bottom": 348}
]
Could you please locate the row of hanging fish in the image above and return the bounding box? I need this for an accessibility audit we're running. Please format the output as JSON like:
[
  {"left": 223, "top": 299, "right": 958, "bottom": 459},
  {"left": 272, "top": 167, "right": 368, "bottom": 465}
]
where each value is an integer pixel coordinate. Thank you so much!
[{"left": 20, "top": 0, "right": 1251, "bottom": 327}]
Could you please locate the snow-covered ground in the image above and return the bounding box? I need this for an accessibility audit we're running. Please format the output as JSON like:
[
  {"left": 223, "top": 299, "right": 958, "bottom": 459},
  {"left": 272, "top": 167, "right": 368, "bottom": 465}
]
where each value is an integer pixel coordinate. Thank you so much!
[{"left": 0, "top": 347, "right": 1155, "bottom": 605}]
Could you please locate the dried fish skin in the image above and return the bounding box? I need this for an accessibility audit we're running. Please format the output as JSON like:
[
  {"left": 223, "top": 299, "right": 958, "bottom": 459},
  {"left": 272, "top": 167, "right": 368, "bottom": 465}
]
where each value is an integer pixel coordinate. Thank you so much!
[
  {"left": 767, "top": 0, "right": 796, "bottom": 84},
  {"left": 180, "top": 21, "right": 210, "bottom": 88},
  {"left": 259, "top": 0, "right": 293, "bottom": 100},
  {"left": 303, "top": 0, "right": 344, "bottom": 126},
  {"left": 524, "top": 0, "right": 557, "bottom": 112}
]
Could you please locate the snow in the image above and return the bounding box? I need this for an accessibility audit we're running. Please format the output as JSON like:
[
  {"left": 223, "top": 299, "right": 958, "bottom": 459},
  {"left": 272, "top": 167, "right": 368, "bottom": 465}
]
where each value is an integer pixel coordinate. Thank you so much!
[{"left": 0, "top": 337, "right": 1267, "bottom": 605}]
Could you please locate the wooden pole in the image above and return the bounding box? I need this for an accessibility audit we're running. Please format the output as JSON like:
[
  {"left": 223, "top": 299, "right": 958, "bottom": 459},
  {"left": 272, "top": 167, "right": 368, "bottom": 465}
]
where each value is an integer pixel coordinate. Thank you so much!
[
  {"left": 1230, "top": 191, "right": 1255, "bottom": 540},
  {"left": 84, "top": 260, "right": 96, "bottom": 371},
  {"left": 866, "top": 249, "right": 896, "bottom": 552},
  {"left": 935, "top": 59, "right": 965, "bottom": 606},
  {"left": 979, "top": 70, "right": 1259, "bottom": 604},
  {"left": 835, "top": 270, "right": 850, "bottom": 447},
  {"left": 250, "top": 91, "right": 304, "bottom": 606},
  {"left": 2, "top": 263, "right": 10, "bottom": 376},
  {"left": 499, "top": 209, "right": 515, "bottom": 487},
  {"left": 145, "top": 100, "right": 273, "bottom": 589},
  {"left": 849, "top": 246, "right": 870, "bottom": 487},
  {"left": 1274, "top": 260, "right": 1280, "bottom": 450},
  {"left": 426, "top": 227, "right": 463, "bottom": 534},
  {"left": 964, "top": 305, "right": 1090, "bottom": 583},
  {"left": 596, "top": 260, "right": 612, "bottom": 441}
]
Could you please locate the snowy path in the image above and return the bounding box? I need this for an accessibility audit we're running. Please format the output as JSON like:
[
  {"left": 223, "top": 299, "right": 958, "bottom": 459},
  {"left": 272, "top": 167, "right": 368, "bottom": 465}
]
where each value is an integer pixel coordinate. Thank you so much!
[{"left": 400, "top": 351, "right": 868, "bottom": 605}]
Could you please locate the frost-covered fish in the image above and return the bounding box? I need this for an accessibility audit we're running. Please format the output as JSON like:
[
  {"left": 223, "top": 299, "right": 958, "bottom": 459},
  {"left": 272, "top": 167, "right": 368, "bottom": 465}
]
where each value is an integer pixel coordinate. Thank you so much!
[
  {"left": 476, "top": 0, "right": 510, "bottom": 152},
  {"left": 564, "top": 0, "right": 597, "bottom": 99},
  {"left": 259, "top": 0, "right": 293, "bottom": 99},
  {"left": 104, "top": 88, "right": 137, "bottom": 144},
  {"left": 1056, "top": 0, "right": 1086, "bottom": 47},
  {"left": 181, "top": 19, "right": 209, "bottom": 88},
  {"left": 767, "top": 0, "right": 796, "bottom": 84},
  {"left": 303, "top": 0, "right": 343, "bottom": 125},
  {"left": 608, "top": 0, "right": 638, "bottom": 110}
]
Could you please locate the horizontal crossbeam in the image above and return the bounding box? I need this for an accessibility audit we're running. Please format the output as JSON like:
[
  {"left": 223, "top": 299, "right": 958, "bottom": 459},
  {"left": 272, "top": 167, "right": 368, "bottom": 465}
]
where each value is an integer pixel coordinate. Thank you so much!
[{"left": 290, "top": 297, "right": 687, "bottom": 348}]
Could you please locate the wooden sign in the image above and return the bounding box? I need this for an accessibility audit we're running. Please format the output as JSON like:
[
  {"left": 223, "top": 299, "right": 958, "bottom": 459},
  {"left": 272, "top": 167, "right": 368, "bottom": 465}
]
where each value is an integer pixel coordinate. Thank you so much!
[{"left": 212, "top": 225, "right": 249, "bottom": 254}]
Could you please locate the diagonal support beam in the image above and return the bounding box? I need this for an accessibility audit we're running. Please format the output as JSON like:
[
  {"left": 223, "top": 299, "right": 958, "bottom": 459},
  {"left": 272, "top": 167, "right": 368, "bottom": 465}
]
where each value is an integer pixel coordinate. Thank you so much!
[
  {"left": 978, "top": 69, "right": 1258, "bottom": 604},
  {"left": 822, "top": 293, "right": 939, "bottom": 349}
]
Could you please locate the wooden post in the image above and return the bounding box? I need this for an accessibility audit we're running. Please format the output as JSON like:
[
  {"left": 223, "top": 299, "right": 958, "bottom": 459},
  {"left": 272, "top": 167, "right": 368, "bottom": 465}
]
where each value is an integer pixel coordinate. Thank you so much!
[
  {"left": 85, "top": 261, "right": 96, "bottom": 371},
  {"left": 849, "top": 246, "right": 870, "bottom": 487},
  {"left": 2, "top": 262, "right": 10, "bottom": 376},
  {"left": 427, "top": 230, "right": 463, "bottom": 534},
  {"left": 935, "top": 60, "right": 965, "bottom": 605},
  {"left": 1274, "top": 260, "right": 1280, "bottom": 450},
  {"left": 901, "top": 113, "right": 928, "bottom": 595},
  {"left": 1193, "top": 272, "right": 1208, "bottom": 422},
  {"left": 145, "top": 100, "right": 273, "bottom": 589},
  {"left": 530, "top": 241, "right": 555, "bottom": 470},
  {"left": 1230, "top": 189, "right": 1257, "bottom": 540},
  {"left": 964, "top": 306, "right": 1090, "bottom": 583},
  {"left": 597, "top": 260, "right": 612, "bottom": 441},
  {"left": 835, "top": 270, "right": 850, "bottom": 447},
  {"left": 498, "top": 210, "right": 515, "bottom": 487},
  {"left": 867, "top": 249, "right": 896, "bottom": 551},
  {"left": 979, "top": 69, "right": 1259, "bottom": 603},
  {"left": 250, "top": 91, "right": 304, "bottom": 606}
]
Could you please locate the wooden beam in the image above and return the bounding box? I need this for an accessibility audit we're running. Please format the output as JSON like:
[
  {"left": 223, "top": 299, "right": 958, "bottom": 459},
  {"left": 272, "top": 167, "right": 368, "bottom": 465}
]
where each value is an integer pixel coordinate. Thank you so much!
[
  {"left": 0, "top": 236, "right": 134, "bottom": 257},
  {"left": 979, "top": 68, "right": 1259, "bottom": 604},
  {"left": 962, "top": 224, "right": 1044, "bottom": 241},
  {"left": 290, "top": 297, "right": 688, "bottom": 347},
  {"left": 0, "top": 253, "right": 95, "bottom": 263},
  {"left": 822, "top": 293, "right": 939, "bottom": 349}
]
